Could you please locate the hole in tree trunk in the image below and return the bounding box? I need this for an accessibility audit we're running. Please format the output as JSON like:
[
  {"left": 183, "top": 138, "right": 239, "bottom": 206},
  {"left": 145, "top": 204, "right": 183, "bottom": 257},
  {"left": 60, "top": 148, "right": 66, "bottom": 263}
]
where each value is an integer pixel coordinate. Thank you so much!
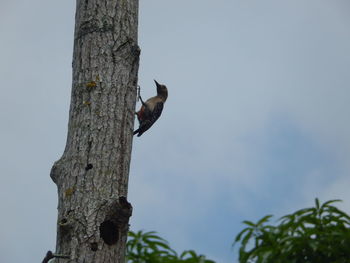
[
  {"left": 100, "top": 220, "right": 119, "bottom": 245},
  {"left": 85, "top": 163, "right": 93, "bottom": 170},
  {"left": 90, "top": 242, "right": 98, "bottom": 251}
]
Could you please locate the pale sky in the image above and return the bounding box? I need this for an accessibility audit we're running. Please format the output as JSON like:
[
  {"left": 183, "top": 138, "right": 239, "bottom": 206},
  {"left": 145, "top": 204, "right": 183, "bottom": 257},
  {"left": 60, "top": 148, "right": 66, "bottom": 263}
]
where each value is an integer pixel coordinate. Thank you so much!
[{"left": 1, "top": 1, "right": 350, "bottom": 262}]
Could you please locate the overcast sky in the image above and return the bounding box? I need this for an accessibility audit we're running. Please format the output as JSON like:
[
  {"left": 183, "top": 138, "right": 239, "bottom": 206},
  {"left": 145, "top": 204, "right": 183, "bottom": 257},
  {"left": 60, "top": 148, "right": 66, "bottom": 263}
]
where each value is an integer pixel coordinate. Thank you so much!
[{"left": 1, "top": 0, "right": 350, "bottom": 262}]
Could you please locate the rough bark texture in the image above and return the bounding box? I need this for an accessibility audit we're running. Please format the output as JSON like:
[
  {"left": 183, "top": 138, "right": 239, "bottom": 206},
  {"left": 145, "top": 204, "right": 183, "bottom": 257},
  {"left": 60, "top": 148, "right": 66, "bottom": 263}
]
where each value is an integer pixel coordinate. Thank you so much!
[{"left": 50, "top": 0, "right": 139, "bottom": 262}]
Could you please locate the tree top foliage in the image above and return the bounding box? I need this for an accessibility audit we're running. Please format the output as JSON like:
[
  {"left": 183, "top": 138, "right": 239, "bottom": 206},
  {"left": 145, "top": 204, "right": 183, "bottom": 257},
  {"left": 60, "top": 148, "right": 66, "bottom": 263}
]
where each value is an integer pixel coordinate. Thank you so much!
[
  {"left": 127, "top": 230, "right": 215, "bottom": 263},
  {"left": 234, "top": 198, "right": 350, "bottom": 263}
]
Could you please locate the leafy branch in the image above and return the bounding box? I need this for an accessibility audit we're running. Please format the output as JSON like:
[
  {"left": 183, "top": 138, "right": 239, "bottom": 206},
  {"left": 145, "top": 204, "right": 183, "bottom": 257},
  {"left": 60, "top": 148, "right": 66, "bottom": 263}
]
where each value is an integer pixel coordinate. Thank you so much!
[
  {"left": 126, "top": 230, "right": 215, "bottom": 263},
  {"left": 234, "top": 198, "right": 350, "bottom": 263}
]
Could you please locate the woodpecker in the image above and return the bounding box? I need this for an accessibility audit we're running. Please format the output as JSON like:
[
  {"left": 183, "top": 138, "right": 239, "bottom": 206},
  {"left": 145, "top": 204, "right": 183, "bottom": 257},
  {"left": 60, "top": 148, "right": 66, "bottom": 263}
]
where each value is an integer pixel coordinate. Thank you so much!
[{"left": 134, "top": 80, "right": 168, "bottom": 137}]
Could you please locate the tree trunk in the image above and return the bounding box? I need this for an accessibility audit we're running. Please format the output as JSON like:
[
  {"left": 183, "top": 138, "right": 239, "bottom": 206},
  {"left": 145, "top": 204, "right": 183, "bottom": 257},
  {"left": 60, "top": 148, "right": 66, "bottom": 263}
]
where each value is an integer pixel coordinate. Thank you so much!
[{"left": 50, "top": 0, "right": 139, "bottom": 262}]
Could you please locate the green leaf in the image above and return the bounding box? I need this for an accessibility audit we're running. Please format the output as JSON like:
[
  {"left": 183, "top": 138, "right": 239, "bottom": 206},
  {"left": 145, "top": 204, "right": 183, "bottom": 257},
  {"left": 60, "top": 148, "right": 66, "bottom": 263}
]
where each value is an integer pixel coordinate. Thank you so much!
[
  {"left": 242, "top": 220, "right": 256, "bottom": 227},
  {"left": 241, "top": 229, "right": 253, "bottom": 247},
  {"left": 257, "top": 215, "right": 273, "bottom": 226},
  {"left": 315, "top": 198, "right": 320, "bottom": 210},
  {"left": 180, "top": 250, "right": 198, "bottom": 259},
  {"left": 234, "top": 227, "right": 251, "bottom": 244},
  {"left": 321, "top": 199, "right": 342, "bottom": 208}
]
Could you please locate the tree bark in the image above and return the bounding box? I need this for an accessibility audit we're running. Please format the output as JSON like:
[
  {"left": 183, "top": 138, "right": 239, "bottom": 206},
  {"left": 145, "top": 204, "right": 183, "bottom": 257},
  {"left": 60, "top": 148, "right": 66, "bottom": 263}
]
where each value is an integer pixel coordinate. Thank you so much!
[{"left": 50, "top": 0, "right": 139, "bottom": 262}]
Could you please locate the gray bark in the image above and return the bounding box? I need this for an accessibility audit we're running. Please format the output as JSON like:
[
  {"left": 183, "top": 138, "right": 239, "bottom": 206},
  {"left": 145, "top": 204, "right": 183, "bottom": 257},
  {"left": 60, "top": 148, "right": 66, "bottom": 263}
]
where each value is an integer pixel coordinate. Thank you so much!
[{"left": 50, "top": 0, "right": 139, "bottom": 262}]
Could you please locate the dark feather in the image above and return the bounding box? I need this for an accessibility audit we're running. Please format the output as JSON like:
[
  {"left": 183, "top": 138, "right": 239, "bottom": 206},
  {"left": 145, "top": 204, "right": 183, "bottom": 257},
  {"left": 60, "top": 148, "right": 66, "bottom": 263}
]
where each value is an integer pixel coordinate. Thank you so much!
[{"left": 134, "top": 102, "right": 164, "bottom": 136}]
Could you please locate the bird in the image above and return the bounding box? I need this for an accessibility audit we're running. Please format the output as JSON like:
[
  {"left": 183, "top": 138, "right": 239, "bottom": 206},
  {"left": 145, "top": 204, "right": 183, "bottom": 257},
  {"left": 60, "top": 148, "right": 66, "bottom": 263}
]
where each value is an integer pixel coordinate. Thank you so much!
[{"left": 133, "top": 80, "right": 168, "bottom": 137}]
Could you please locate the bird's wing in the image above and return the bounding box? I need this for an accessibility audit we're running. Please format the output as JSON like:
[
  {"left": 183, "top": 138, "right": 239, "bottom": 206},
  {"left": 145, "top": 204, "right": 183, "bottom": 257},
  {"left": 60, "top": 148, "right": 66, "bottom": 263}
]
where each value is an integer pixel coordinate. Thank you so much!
[
  {"left": 150, "top": 102, "right": 164, "bottom": 123},
  {"left": 134, "top": 102, "right": 164, "bottom": 136}
]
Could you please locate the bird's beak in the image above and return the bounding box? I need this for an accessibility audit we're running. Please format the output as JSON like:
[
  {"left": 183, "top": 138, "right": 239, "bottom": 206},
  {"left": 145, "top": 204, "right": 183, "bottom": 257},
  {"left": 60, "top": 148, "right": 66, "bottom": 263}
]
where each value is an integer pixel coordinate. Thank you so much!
[{"left": 154, "top": 79, "right": 161, "bottom": 87}]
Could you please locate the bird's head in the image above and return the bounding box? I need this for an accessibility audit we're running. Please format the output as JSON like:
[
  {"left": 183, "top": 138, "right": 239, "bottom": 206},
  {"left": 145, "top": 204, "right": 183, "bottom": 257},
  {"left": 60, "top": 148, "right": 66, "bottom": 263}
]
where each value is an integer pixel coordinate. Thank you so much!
[{"left": 154, "top": 80, "right": 168, "bottom": 101}]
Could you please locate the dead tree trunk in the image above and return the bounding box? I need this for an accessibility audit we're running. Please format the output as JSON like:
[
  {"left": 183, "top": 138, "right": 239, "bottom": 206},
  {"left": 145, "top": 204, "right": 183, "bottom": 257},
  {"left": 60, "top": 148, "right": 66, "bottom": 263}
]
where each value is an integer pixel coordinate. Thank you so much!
[{"left": 50, "top": 0, "right": 139, "bottom": 262}]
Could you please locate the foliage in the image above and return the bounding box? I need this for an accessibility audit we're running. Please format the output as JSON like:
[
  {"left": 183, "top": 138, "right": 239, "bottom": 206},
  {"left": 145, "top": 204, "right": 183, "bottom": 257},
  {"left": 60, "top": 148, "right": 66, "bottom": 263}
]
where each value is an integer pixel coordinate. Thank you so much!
[
  {"left": 234, "top": 199, "right": 350, "bottom": 263},
  {"left": 126, "top": 230, "right": 216, "bottom": 263}
]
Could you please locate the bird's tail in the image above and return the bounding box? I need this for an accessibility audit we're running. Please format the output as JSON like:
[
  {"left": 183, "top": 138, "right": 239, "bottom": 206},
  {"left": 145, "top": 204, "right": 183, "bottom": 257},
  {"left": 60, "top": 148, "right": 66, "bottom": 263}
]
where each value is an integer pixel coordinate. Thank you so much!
[{"left": 133, "top": 129, "right": 139, "bottom": 136}]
